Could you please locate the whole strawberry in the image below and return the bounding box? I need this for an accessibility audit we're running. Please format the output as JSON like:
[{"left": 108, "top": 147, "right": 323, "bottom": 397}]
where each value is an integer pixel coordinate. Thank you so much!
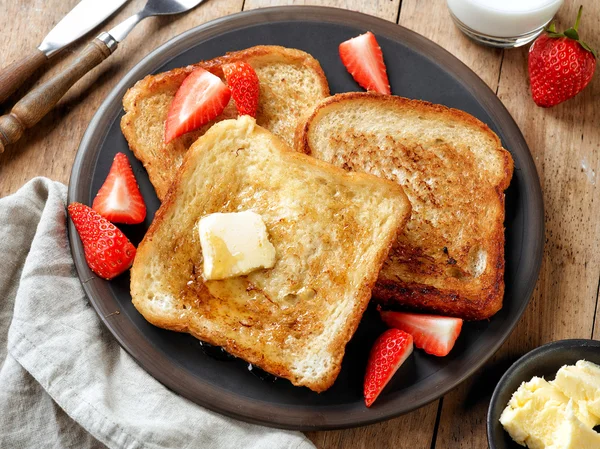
[
  {"left": 529, "top": 6, "right": 596, "bottom": 107},
  {"left": 68, "top": 203, "right": 136, "bottom": 280}
]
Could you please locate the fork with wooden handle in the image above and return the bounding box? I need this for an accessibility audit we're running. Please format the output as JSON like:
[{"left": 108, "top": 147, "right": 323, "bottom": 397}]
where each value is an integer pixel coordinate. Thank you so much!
[
  {"left": 0, "top": 0, "right": 206, "bottom": 154},
  {"left": 0, "top": 0, "right": 128, "bottom": 107},
  {"left": 0, "top": 37, "right": 112, "bottom": 154}
]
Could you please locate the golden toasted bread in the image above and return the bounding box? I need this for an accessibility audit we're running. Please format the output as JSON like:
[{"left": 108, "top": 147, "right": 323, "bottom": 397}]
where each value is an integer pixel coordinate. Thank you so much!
[
  {"left": 130, "top": 116, "right": 411, "bottom": 391},
  {"left": 295, "top": 92, "right": 514, "bottom": 320},
  {"left": 121, "top": 45, "right": 330, "bottom": 200}
]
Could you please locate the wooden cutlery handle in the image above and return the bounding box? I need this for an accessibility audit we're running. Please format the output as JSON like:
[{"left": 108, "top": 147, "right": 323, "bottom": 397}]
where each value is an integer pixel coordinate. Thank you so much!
[
  {"left": 0, "top": 38, "right": 113, "bottom": 154},
  {"left": 0, "top": 49, "right": 48, "bottom": 104}
]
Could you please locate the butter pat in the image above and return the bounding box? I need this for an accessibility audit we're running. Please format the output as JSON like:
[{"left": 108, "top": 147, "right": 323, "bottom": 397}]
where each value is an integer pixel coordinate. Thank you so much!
[
  {"left": 500, "top": 377, "right": 576, "bottom": 449},
  {"left": 552, "top": 360, "right": 600, "bottom": 425},
  {"left": 199, "top": 211, "right": 276, "bottom": 280},
  {"left": 548, "top": 401, "right": 600, "bottom": 449},
  {"left": 500, "top": 361, "right": 600, "bottom": 449}
]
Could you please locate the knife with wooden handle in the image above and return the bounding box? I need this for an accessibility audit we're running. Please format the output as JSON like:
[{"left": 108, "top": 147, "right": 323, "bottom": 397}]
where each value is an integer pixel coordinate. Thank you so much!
[
  {"left": 0, "top": 0, "right": 206, "bottom": 154},
  {"left": 0, "top": 0, "right": 127, "bottom": 105}
]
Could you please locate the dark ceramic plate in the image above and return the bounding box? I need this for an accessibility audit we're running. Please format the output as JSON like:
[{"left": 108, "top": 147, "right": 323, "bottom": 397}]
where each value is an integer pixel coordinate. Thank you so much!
[
  {"left": 68, "top": 6, "right": 544, "bottom": 430},
  {"left": 488, "top": 339, "right": 600, "bottom": 449}
]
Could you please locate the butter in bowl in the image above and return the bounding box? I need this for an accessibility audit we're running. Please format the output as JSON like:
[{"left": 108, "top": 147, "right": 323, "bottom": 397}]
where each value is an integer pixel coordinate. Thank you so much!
[{"left": 487, "top": 339, "right": 600, "bottom": 449}]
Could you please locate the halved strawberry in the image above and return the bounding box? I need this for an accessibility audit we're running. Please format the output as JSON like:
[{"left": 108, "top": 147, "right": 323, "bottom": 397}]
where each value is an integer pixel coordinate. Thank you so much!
[
  {"left": 92, "top": 153, "right": 146, "bottom": 225},
  {"left": 164, "top": 67, "right": 231, "bottom": 143},
  {"left": 222, "top": 61, "right": 259, "bottom": 117},
  {"left": 68, "top": 203, "right": 136, "bottom": 280},
  {"left": 364, "top": 329, "right": 413, "bottom": 407},
  {"left": 339, "top": 31, "right": 391, "bottom": 95},
  {"left": 380, "top": 310, "right": 463, "bottom": 357}
]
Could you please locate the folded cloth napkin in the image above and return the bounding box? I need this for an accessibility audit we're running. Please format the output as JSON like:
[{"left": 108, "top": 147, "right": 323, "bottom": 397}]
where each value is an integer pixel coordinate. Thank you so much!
[{"left": 0, "top": 178, "right": 315, "bottom": 449}]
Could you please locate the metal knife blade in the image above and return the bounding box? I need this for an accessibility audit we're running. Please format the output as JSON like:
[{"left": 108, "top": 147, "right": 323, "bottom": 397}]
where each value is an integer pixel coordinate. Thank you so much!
[{"left": 38, "top": 0, "right": 128, "bottom": 57}]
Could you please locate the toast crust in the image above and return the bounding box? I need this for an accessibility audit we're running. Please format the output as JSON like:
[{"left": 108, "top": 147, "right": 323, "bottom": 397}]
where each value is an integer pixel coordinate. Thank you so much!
[
  {"left": 296, "top": 92, "right": 514, "bottom": 320},
  {"left": 121, "top": 45, "right": 330, "bottom": 200},
  {"left": 131, "top": 117, "right": 411, "bottom": 391}
]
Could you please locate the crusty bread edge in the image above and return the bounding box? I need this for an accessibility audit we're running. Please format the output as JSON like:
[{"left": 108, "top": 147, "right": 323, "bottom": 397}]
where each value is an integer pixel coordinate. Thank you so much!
[
  {"left": 132, "top": 117, "right": 411, "bottom": 391},
  {"left": 123, "top": 44, "right": 330, "bottom": 117},
  {"left": 294, "top": 92, "right": 514, "bottom": 321},
  {"left": 295, "top": 93, "right": 514, "bottom": 188},
  {"left": 121, "top": 45, "right": 330, "bottom": 201}
]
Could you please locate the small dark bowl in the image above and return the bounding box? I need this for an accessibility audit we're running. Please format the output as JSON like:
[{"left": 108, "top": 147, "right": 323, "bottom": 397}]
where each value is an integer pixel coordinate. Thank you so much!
[{"left": 487, "top": 339, "right": 600, "bottom": 449}]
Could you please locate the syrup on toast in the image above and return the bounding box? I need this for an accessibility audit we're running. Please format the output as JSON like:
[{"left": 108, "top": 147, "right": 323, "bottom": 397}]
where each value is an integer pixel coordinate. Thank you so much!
[
  {"left": 130, "top": 116, "right": 411, "bottom": 391},
  {"left": 295, "top": 92, "right": 514, "bottom": 320},
  {"left": 121, "top": 45, "right": 330, "bottom": 200}
]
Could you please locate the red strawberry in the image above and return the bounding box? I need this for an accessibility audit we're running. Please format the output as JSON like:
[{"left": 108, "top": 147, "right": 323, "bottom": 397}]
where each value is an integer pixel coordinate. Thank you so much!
[
  {"left": 379, "top": 310, "right": 462, "bottom": 357},
  {"left": 68, "top": 203, "right": 136, "bottom": 280},
  {"left": 92, "top": 153, "right": 146, "bottom": 225},
  {"left": 222, "top": 61, "right": 260, "bottom": 117},
  {"left": 339, "top": 31, "right": 391, "bottom": 95},
  {"left": 364, "top": 329, "right": 413, "bottom": 407},
  {"left": 529, "top": 6, "right": 596, "bottom": 107},
  {"left": 164, "top": 67, "right": 231, "bottom": 143}
]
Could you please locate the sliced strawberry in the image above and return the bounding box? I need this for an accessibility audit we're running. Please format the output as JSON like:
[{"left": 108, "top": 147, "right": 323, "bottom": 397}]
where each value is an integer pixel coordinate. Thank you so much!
[
  {"left": 164, "top": 67, "right": 231, "bottom": 143},
  {"left": 222, "top": 61, "right": 259, "bottom": 117},
  {"left": 68, "top": 203, "right": 136, "bottom": 280},
  {"left": 92, "top": 153, "right": 146, "bottom": 225},
  {"left": 364, "top": 329, "right": 413, "bottom": 407},
  {"left": 380, "top": 310, "right": 463, "bottom": 357},
  {"left": 339, "top": 31, "right": 391, "bottom": 95}
]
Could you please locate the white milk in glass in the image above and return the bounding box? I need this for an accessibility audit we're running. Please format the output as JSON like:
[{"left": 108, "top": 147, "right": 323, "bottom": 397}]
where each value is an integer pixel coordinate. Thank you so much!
[{"left": 447, "top": 0, "right": 564, "bottom": 47}]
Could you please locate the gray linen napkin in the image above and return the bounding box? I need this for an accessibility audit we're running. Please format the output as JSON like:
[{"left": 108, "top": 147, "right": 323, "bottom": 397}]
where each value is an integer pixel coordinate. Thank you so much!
[{"left": 0, "top": 177, "right": 315, "bottom": 449}]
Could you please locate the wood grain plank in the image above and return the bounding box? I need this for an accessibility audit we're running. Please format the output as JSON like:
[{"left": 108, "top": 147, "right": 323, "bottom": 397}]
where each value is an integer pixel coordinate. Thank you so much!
[
  {"left": 243, "top": 0, "right": 401, "bottom": 22},
  {"left": 306, "top": 409, "right": 439, "bottom": 449},
  {"left": 2, "top": 1, "right": 598, "bottom": 449},
  {"left": 433, "top": 1, "right": 600, "bottom": 447},
  {"left": 0, "top": 0, "right": 244, "bottom": 197}
]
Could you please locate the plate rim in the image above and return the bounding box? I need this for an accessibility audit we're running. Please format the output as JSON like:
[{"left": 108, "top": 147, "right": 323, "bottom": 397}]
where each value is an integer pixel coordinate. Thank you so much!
[{"left": 68, "top": 5, "right": 545, "bottom": 430}]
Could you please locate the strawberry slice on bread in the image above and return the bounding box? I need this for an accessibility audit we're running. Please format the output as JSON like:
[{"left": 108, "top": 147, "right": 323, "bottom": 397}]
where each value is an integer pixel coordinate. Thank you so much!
[
  {"left": 380, "top": 310, "right": 463, "bottom": 357},
  {"left": 364, "top": 329, "right": 413, "bottom": 407},
  {"left": 164, "top": 67, "right": 231, "bottom": 143},
  {"left": 68, "top": 203, "right": 136, "bottom": 280},
  {"left": 339, "top": 31, "right": 391, "bottom": 95},
  {"left": 92, "top": 152, "right": 146, "bottom": 225},
  {"left": 223, "top": 61, "right": 260, "bottom": 117}
]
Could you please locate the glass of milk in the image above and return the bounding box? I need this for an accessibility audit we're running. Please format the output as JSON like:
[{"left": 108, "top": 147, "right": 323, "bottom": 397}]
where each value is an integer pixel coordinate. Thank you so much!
[{"left": 447, "top": 0, "right": 564, "bottom": 48}]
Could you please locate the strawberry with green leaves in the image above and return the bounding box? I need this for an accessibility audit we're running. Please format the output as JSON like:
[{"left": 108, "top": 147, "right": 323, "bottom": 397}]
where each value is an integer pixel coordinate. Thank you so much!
[{"left": 529, "top": 6, "right": 596, "bottom": 107}]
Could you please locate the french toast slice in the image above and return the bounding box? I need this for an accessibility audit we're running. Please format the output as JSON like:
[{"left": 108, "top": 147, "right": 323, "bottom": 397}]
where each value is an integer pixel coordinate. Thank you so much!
[
  {"left": 121, "top": 45, "right": 330, "bottom": 200},
  {"left": 130, "top": 116, "right": 411, "bottom": 392},
  {"left": 295, "top": 92, "right": 514, "bottom": 320}
]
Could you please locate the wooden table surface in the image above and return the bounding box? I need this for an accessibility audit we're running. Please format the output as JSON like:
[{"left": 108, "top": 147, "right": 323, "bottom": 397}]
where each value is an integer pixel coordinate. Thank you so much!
[{"left": 1, "top": 0, "right": 598, "bottom": 447}]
